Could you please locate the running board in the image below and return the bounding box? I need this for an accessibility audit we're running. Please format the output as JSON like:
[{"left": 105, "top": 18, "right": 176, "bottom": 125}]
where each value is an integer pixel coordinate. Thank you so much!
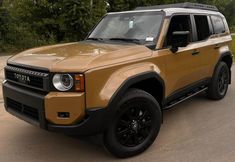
[{"left": 163, "top": 87, "right": 208, "bottom": 110}]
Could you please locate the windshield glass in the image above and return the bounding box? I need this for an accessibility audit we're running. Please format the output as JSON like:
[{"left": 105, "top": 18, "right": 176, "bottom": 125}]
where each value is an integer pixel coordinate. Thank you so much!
[{"left": 88, "top": 11, "right": 163, "bottom": 44}]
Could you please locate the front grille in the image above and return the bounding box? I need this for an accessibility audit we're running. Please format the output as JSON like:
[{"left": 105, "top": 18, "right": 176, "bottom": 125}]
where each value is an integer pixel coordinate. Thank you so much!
[
  {"left": 4, "top": 65, "right": 49, "bottom": 91},
  {"left": 6, "top": 98, "right": 39, "bottom": 121}
]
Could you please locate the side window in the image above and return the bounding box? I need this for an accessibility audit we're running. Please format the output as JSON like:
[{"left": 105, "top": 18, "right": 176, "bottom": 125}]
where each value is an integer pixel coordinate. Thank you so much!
[
  {"left": 194, "top": 15, "right": 210, "bottom": 41},
  {"left": 165, "top": 15, "right": 192, "bottom": 47},
  {"left": 211, "top": 16, "right": 225, "bottom": 34}
]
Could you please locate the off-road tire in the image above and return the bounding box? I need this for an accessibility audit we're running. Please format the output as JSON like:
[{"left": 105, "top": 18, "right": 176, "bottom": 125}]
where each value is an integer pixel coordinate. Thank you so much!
[
  {"left": 207, "top": 62, "right": 230, "bottom": 100},
  {"left": 103, "top": 89, "right": 162, "bottom": 158}
]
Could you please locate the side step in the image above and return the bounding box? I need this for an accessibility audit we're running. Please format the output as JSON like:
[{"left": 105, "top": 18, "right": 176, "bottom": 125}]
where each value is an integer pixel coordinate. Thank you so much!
[{"left": 163, "top": 86, "right": 208, "bottom": 110}]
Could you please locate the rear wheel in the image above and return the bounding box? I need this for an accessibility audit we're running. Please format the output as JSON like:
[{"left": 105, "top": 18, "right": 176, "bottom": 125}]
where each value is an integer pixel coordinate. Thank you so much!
[
  {"left": 207, "top": 62, "right": 230, "bottom": 100},
  {"left": 103, "top": 89, "right": 162, "bottom": 158}
]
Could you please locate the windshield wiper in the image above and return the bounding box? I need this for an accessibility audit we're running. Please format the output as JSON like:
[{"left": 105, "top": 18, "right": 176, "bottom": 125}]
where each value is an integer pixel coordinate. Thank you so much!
[
  {"left": 86, "top": 37, "right": 105, "bottom": 41},
  {"left": 108, "top": 38, "right": 141, "bottom": 44}
]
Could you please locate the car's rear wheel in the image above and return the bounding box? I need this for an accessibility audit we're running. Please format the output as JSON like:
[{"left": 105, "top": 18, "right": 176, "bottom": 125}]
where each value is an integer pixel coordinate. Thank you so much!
[
  {"left": 207, "top": 62, "right": 230, "bottom": 100},
  {"left": 103, "top": 89, "right": 162, "bottom": 158}
]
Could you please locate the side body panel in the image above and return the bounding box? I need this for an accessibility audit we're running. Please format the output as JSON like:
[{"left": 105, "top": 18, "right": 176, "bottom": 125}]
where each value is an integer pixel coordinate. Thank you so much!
[
  {"left": 84, "top": 16, "right": 232, "bottom": 110},
  {"left": 85, "top": 57, "right": 166, "bottom": 108},
  {"left": 210, "top": 34, "right": 232, "bottom": 65}
]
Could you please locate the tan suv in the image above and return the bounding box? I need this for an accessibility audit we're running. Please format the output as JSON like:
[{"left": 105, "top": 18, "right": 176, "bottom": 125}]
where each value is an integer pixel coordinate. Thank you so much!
[{"left": 2, "top": 3, "right": 233, "bottom": 158}]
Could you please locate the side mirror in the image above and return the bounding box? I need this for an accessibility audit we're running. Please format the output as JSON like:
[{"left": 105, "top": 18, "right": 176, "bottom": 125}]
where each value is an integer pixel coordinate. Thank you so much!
[{"left": 170, "top": 31, "right": 190, "bottom": 53}]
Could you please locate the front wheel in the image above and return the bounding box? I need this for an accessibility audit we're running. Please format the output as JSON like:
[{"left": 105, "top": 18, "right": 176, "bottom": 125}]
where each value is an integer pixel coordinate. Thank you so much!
[
  {"left": 103, "top": 89, "right": 162, "bottom": 158},
  {"left": 207, "top": 62, "right": 230, "bottom": 100}
]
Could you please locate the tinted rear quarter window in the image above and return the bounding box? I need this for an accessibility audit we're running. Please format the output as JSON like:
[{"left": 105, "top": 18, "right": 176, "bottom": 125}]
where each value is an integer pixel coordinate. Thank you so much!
[{"left": 211, "top": 16, "right": 225, "bottom": 34}]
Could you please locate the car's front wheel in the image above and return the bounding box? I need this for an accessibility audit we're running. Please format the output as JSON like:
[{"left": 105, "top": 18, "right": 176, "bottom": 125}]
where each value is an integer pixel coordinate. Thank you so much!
[{"left": 103, "top": 89, "right": 162, "bottom": 158}]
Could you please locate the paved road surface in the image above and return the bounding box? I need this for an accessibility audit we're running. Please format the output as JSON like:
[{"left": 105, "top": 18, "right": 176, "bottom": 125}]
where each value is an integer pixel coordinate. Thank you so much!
[{"left": 0, "top": 56, "right": 235, "bottom": 162}]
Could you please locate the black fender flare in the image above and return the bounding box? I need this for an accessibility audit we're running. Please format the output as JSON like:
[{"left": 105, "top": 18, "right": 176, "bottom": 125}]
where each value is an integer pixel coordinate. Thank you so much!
[
  {"left": 217, "top": 51, "right": 233, "bottom": 66},
  {"left": 77, "top": 72, "right": 165, "bottom": 135},
  {"left": 214, "top": 51, "right": 233, "bottom": 84},
  {"left": 102, "top": 71, "right": 165, "bottom": 128}
]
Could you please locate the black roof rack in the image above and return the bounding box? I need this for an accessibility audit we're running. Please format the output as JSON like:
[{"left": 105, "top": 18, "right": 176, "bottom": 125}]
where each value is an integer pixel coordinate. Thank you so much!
[{"left": 135, "top": 2, "right": 218, "bottom": 12}]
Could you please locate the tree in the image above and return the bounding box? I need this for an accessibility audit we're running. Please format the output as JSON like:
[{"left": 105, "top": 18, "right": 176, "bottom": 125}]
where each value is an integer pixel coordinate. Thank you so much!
[
  {"left": 0, "top": 1, "right": 9, "bottom": 51},
  {"left": 1, "top": 0, "right": 107, "bottom": 51},
  {"left": 0, "top": 0, "right": 234, "bottom": 52},
  {"left": 107, "top": 0, "right": 231, "bottom": 12},
  {"left": 224, "top": 0, "right": 235, "bottom": 26},
  {"left": 61, "top": 0, "right": 106, "bottom": 40}
]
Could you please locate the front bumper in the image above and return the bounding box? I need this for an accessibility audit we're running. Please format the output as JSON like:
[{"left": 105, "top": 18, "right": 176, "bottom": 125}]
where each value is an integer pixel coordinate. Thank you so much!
[{"left": 2, "top": 82, "right": 108, "bottom": 136}]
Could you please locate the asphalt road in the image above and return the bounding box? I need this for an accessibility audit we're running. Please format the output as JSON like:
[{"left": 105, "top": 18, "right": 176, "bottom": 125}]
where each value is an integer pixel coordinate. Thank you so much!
[{"left": 0, "top": 56, "right": 235, "bottom": 162}]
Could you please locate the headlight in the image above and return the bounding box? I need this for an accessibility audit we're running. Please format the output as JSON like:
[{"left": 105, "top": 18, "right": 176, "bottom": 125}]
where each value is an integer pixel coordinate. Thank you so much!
[{"left": 53, "top": 74, "right": 74, "bottom": 91}]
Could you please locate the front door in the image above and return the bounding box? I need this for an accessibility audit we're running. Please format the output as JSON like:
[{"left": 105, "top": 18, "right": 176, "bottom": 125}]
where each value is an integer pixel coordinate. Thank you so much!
[{"left": 161, "top": 15, "right": 206, "bottom": 97}]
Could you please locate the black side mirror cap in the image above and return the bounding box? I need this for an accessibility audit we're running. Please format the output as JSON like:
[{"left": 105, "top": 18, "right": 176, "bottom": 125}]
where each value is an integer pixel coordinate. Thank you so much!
[
  {"left": 172, "top": 31, "right": 190, "bottom": 36},
  {"left": 170, "top": 31, "right": 190, "bottom": 53}
]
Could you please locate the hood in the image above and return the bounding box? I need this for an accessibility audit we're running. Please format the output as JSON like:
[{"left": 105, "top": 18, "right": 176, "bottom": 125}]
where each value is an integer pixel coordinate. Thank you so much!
[{"left": 8, "top": 41, "right": 152, "bottom": 72}]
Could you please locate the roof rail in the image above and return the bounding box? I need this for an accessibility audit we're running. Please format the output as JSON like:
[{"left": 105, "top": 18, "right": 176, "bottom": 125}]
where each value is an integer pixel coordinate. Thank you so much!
[{"left": 135, "top": 2, "right": 218, "bottom": 12}]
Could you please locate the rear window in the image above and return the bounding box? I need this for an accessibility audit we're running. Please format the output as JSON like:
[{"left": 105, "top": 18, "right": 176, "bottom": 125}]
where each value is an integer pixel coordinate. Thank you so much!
[
  {"left": 194, "top": 15, "right": 210, "bottom": 41},
  {"left": 211, "top": 16, "right": 225, "bottom": 34}
]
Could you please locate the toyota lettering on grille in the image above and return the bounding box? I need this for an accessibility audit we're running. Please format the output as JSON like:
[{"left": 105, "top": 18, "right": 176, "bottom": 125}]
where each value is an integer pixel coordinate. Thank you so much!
[{"left": 14, "top": 73, "right": 31, "bottom": 84}]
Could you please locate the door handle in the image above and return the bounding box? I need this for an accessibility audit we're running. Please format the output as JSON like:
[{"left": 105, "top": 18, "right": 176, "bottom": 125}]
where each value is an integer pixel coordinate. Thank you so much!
[
  {"left": 214, "top": 44, "right": 220, "bottom": 49},
  {"left": 192, "top": 50, "right": 200, "bottom": 55}
]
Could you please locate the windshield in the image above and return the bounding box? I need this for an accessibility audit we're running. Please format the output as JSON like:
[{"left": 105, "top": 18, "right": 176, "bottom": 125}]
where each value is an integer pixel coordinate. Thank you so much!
[{"left": 88, "top": 11, "right": 163, "bottom": 44}]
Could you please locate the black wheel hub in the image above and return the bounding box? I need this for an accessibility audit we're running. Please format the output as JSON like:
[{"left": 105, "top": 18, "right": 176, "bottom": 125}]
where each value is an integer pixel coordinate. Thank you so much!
[
  {"left": 116, "top": 106, "right": 153, "bottom": 147},
  {"left": 218, "top": 66, "right": 229, "bottom": 95},
  {"left": 131, "top": 120, "right": 139, "bottom": 132}
]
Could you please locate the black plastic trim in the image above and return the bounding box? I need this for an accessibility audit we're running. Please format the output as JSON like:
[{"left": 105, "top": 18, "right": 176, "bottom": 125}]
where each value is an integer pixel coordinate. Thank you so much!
[
  {"left": 109, "top": 72, "right": 165, "bottom": 106},
  {"left": 164, "top": 78, "right": 210, "bottom": 106},
  {"left": 2, "top": 81, "right": 109, "bottom": 136},
  {"left": 135, "top": 3, "right": 218, "bottom": 12},
  {"left": 2, "top": 82, "right": 47, "bottom": 129},
  {"left": 5, "top": 65, "right": 50, "bottom": 92},
  {"left": 7, "top": 61, "right": 49, "bottom": 72},
  {"left": 47, "top": 108, "right": 108, "bottom": 136},
  {"left": 215, "top": 51, "right": 233, "bottom": 84}
]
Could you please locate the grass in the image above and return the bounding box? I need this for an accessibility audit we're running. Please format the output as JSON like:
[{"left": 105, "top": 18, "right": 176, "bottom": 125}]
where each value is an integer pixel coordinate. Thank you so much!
[
  {"left": 232, "top": 36, "right": 235, "bottom": 59},
  {"left": 0, "top": 52, "right": 14, "bottom": 56},
  {"left": 230, "top": 27, "right": 235, "bottom": 33}
]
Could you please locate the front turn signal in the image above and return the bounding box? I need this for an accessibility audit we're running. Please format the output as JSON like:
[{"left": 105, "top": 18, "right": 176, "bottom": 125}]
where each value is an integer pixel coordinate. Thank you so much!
[{"left": 75, "top": 74, "right": 85, "bottom": 92}]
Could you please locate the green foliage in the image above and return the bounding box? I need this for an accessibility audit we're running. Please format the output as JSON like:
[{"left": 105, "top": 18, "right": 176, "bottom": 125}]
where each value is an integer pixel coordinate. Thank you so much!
[
  {"left": 232, "top": 36, "right": 235, "bottom": 58},
  {"left": 1, "top": 0, "right": 58, "bottom": 52},
  {"left": 224, "top": 0, "right": 235, "bottom": 27},
  {"left": 231, "top": 27, "right": 235, "bottom": 33},
  {"left": 0, "top": 0, "right": 234, "bottom": 53},
  {"left": 62, "top": 0, "right": 106, "bottom": 40},
  {"left": 107, "top": 0, "right": 231, "bottom": 12},
  {"left": 0, "top": 0, "right": 106, "bottom": 52},
  {"left": 0, "top": 1, "right": 9, "bottom": 51}
]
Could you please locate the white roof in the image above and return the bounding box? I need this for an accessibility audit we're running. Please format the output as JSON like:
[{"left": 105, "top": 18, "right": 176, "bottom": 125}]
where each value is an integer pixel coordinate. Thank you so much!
[{"left": 108, "top": 7, "right": 224, "bottom": 17}]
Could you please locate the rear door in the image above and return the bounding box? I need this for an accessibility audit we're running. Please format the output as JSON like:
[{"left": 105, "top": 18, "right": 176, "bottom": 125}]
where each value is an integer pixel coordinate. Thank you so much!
[
  {"left": 191, "top": 14, "right": 216, "bottom": 79},
  {"left": 209, "top": 15, "right": 232, "bottom": 64},
  {"left": 191, "top": 14, "right": 232, "bottom": 81}
]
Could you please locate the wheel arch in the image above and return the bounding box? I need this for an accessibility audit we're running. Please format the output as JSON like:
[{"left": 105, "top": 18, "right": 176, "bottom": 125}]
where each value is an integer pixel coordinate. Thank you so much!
[
  {"left": 108, "top": 72, "right": 165, "bottom": 109},
  {"left": 216, "top": 51, "right": 233, "bottom": 84},
  {"left": 220, "top": 51, "right": 233, "bottom": 69}
]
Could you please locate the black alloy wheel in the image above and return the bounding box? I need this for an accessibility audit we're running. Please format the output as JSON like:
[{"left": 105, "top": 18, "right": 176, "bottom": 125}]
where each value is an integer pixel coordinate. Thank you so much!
[
  {"left": 217, "top": 65, "right": 229, "bottom": 96},
  {"left": 207, "top": 62, "right": 230, "bottom": 100},
  {"left": 104, "top": 89, "right": 162, "bottom": 158},
  {"left": 116, "top": 104, "right": 153, "bottom": 147}
]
